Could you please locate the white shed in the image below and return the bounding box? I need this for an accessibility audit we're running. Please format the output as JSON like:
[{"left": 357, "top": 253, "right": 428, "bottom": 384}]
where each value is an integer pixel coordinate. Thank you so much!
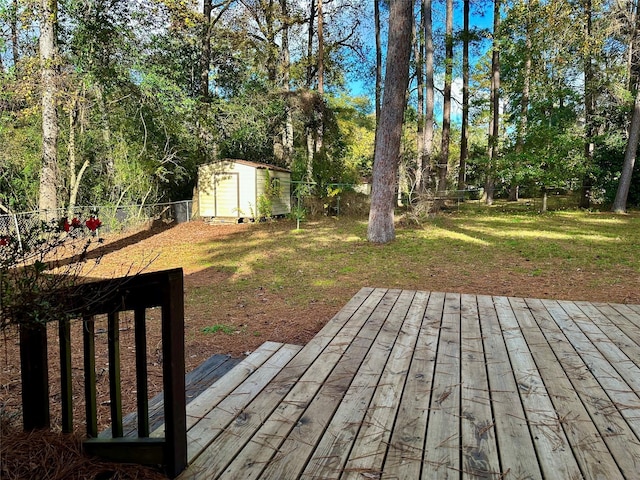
[{"left": 198, "top": 159, "right": 291, "bottom": 221}]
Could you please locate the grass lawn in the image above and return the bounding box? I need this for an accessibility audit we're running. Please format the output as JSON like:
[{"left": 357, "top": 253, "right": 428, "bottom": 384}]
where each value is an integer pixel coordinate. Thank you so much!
[
  {"left": 193, "top": 205, "right": 636, "bottom": 298},
  {"left": 85, "top": 200, "right": 640, "bottom": 360}
]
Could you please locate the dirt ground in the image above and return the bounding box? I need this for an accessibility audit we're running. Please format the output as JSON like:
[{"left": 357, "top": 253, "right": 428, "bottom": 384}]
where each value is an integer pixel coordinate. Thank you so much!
[{"left": 0, "top": 220, "right": 334, "bottom": 436}]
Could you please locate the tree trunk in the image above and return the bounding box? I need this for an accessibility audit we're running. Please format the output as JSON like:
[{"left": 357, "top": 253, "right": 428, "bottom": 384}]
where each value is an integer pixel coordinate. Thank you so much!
[
  {"left": 315, "top": 0, "right": 324, "bottom": 153},
  {"left": 280, "top": 0, "right": 293, "bottom": 166},
  {"left": 306, "top": 2, "right": 315, "bottom": 88},
  {"left": 11, "top": 0, "right": 19, "bottom": 70},
  {"left": 437, "top": 0, "right": 454, "bottom": 194},
  {"left": 458, "top": 0, "right": 469, "bottom": 191},
  {"left": 200, "top": 0, "right": 212, "bottom": 100},
  {"left": 264, "top": 0, "right": 277, "bottom": 84},
  {"left": 67, "top": 96, "right": 90, "bottom": 218},
  {"left": 95, "top": 85, "right": 113, "bottom": 179},
  {"left": 413, "top": 16, "right": 425, "bottom": 195},
  {"left": 200, "top": 0, "right": 232, "bottom": 99},
  {"left": 374, "top": 0, "right": 382, "bottom": 122},
  {"left": 423, "top": 0, "right": 434, "bottom": 188},
  {"left": 316, "top": 0, "right": 324, "bottom": 95},
  {"left": 367, "top": 0, "right": 413, "bottom": 244},
  {"left": 306, "top": 133, "right": 315, "bottom": 181},
  {"left": 485, "top": 0, "right": 501, "bottom": 206},
  {"left": 628, "top": 0, "right": 640, "bottom": 92},
  {"left": 512, "top": 0, "right": 532, "bottom": 203},
  {"left": 612, "top": 87, "right": 640, "bottom": 213},
  {"left": 39, "top": 0, "right": 59, "bottom": 219},
  {"left": 580, "top": 0, "right": 595, "bottom": 209}
]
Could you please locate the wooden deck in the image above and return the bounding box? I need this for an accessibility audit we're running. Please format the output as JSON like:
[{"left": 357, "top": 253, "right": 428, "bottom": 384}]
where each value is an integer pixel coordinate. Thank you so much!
[{"left": 162, "top": 287, "right": 640, "bottom": 479}]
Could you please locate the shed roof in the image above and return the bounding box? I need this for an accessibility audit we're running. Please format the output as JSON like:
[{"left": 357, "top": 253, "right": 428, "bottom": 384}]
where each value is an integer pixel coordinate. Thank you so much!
[{"left": 204, "top": 159, "right": 291, "bottom": 174}]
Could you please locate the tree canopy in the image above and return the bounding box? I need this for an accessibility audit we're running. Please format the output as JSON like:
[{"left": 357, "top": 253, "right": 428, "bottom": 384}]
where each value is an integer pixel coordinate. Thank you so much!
[{"left": 0, "top": 0, "right": 638, "bottom": 222}]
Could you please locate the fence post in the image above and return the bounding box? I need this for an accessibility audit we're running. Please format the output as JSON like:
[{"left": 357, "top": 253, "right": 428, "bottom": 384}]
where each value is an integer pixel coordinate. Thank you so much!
[
  {"left": 19, "top": 322, "right": 50, "bottom": 430},
  {"left": 12, "top": 214, "right": 23, "bottom": 252}
]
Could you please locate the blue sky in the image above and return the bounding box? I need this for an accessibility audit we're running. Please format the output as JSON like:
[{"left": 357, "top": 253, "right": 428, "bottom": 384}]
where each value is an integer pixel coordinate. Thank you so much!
[{"left": 347, "top": 0, "right": 494, "bottom": 123}]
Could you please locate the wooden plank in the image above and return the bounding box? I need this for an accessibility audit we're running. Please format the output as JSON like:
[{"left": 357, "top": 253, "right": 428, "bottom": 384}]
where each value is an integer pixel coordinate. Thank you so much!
[
  {"left": 160, "top": 268, "right": 187, "bottom": 478},
  {"left": 382, "top": 291, "right": 441, "bottom": 480},
  {"left": 628, "top": 304, "right": 640, "bottom": 316},
  {"left": 134, "top": 307, "right": 150, "bottom": 437},
  {"left": 542, "top": 299, "right": 640, "bottom": 440},
  {"left": 59, "top": 318, "right": 73, "bottom": 433},
  {"left": 494, "top": 296, "right": 582, "bottom": 478},
  {"left": 476, "top": 295, "right": 542, "bottom": 479},
  {"left": 592, "top": 302, "right": 640, "bottom": 342},
  {"left": 587, "top": 302, "right": 640, "bottom": 350},
  {"left": 184, "top": 354, "right": 242, "bottom": 404},
  {"left": 423, "top": 292, "right": 462, "bottom": 479},
  {"left": 183, "top": 342, "right": 286, "bottom": 431},
  {"left": 182, "top": 343, "right": 302, "bottom": 463},
  {"left": 178, "top": 288, "right": 391, "bottom": 479},
  {"left": 108, "top": 312, "right": 123, "bottom": 438},
  {"left": 101, "top": 354, "right": 242, "bottom": 439},
  {"left": 179, "top": 288, "right": 381, "bottom": 466},
  {"left": 83, "top": 437, "right": 165, "bottom": 466},
  {"left": 83, "top": 316, "right": 98, "bottom": 438},
  {"left": 459, "top": 294, "right": 500, "bottom": 479},
  {"left": 559, "top": 301, "right": 640, "bottom": 402},
  {"left": 526, "top": 298, "right": 640, "bottom": 478},
  {"left": 596, "top": 302, "right": 640, "bottom": 331},
  {"left": 513, "top": 297, "right": 623, "bottom": 480},
  {"left": 19, "top": 322, "right": 50, "bottom": 430},
  {"left": 259, "top": 292, "right": 418, "bottom": 480},
  {"left": 331, "top": 290, "right": 418, "bottom": 480},
  {"left": 213, "top": 289, "right": 404, "bottom": 480}
]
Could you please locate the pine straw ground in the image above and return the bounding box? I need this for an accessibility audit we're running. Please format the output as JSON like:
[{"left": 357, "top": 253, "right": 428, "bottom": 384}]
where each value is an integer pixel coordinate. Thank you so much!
[{"left": 0, "top": 423, "right": 168, "bottom": 479}]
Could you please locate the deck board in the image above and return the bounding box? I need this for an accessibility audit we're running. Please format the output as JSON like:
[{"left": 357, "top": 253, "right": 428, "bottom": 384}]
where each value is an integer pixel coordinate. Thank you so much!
[
  {"left": 173, "top": 288, "right": 640, "bottom": 480},
  {"left": 422, "top": 292, "right": 462, "bottom": 479},
  {"left": 459, "top": 293, "right": 500, "bottom": 480},
  {"left": 527, "top": 297, "right": 640, "bottom": 478},
  {"left": 382, "top": 290, "right": 436, "bottom": 480}
]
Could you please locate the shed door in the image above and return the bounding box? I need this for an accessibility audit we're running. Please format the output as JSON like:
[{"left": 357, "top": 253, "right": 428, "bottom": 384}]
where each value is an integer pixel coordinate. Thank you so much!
[{"left": 215, "top": 173, "right": 240, "bottom": 217}]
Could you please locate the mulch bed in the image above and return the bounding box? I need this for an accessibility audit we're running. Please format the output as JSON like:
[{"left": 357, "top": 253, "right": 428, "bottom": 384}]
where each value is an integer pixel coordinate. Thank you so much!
[{"left": 0, "top": 423, "right": 168, "bottom": 480}]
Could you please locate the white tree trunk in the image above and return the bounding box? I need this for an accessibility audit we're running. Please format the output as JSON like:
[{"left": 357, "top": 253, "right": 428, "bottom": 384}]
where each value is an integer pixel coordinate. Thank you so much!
[{"left": 39, "top": 0, "right": 59, "bottom": 219}]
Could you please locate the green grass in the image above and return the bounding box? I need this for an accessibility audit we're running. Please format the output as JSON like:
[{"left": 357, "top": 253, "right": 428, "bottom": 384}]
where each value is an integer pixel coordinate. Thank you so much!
[
  {"left": 165, "top": 201, "right": 640, "bottom": 309},
  {"left": 201, "top": 324, "right": 238, "bottom": 335}
]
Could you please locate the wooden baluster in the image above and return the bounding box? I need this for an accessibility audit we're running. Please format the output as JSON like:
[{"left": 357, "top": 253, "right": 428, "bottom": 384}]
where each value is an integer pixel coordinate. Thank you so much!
[
  {"left": 19, "top": 322, "right": 50, "bottom": 430},
  {"left": 59, "top": 318, "right": 73, "bottom": 433},
  {"left": 108, "top": 312, "right": 123, "bottom": 437},
  {"left": 134, "top": 307, "right": 150, "bottom": 437},
  {"left": 83, "top": 315, "right": 98, "bottom": 438}
]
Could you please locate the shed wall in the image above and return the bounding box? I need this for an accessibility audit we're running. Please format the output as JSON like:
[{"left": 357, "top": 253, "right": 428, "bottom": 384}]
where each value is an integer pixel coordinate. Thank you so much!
[
  {"left": 255, "top": 170, "right": 291, "bottom": 216},
  {"left": 198, "top": 161, "right": 290, "bottom": 219}
]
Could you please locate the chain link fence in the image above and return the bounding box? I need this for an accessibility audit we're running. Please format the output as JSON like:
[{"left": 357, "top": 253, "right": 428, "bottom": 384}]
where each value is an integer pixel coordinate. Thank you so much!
[{"left": 0, "top": 201, "right": 193, "bottom": 250}]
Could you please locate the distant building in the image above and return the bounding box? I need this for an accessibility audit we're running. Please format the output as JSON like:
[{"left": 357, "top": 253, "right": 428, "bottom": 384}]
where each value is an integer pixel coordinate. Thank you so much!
[{"left": 197, "top": 160, "right": 291, "bottom": 221}]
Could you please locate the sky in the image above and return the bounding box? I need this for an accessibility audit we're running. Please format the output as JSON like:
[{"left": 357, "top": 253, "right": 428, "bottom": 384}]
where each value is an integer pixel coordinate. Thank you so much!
[{"left": 347, "top": 0, "right": 495, "bottom": 124}]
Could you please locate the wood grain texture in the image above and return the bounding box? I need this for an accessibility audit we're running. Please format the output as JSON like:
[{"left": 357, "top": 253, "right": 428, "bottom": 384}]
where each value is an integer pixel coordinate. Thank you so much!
[{"left": 173, "top": 288, "right": 640, "bottom": 479}]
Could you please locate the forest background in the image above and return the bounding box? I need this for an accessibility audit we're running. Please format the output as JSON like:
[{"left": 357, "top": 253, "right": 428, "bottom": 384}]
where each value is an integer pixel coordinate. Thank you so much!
[{"left": 1, "top": 0, "right": 639, "bottom": 218}]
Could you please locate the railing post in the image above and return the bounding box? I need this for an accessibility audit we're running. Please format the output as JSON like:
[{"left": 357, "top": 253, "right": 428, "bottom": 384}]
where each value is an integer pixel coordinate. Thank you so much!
[
  {"left": 19, "top": 322, "right": 50, "bottom": 430},
  {"left": 162, "top": 269, "right": 187, "bottom": 477}
]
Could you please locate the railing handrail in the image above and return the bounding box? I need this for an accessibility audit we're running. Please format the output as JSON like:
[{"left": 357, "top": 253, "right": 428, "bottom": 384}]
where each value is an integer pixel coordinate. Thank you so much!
[{"left": 19, "top": 268, "right": 187, "bottom": 478}]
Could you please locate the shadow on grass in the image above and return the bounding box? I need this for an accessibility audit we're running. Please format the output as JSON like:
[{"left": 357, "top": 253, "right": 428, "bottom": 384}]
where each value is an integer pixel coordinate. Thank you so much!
[{"left": 52, "top": 220, "right": 179, "bottom": 270}]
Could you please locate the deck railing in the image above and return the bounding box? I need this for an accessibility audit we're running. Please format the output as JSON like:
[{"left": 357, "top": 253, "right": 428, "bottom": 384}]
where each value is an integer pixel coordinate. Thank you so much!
[{"left": 19, "top": 268, "right": 187, "bottom": 478}]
